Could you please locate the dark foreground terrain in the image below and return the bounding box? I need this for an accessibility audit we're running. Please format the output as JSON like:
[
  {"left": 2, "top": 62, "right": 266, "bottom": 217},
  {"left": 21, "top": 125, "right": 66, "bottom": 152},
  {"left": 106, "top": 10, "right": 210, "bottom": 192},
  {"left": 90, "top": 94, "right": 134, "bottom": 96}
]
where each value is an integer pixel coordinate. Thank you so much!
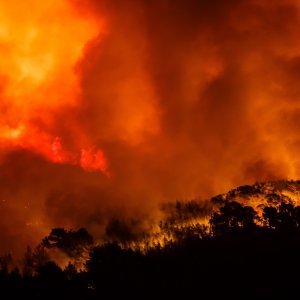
[{"left": 1, "top": 181, "right": 300, "bottom": 299}]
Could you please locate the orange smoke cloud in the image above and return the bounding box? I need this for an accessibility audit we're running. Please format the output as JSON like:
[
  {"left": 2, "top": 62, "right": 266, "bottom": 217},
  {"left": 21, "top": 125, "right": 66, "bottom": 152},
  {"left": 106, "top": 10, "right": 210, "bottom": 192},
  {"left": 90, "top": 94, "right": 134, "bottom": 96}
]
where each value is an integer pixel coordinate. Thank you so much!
[
  {"left": 0, "top": 0, "right": 108, "bottom": 173},
  {"left": 2, "top": 0, "right": 300, "bottom": 255}
]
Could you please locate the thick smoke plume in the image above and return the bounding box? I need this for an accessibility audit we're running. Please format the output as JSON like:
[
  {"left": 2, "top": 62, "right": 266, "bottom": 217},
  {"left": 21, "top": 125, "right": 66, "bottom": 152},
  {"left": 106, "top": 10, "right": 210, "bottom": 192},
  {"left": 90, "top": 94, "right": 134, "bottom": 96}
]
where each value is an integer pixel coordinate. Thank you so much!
[{"left": 1, "top": 0, "right": 300, "bottom": 254}]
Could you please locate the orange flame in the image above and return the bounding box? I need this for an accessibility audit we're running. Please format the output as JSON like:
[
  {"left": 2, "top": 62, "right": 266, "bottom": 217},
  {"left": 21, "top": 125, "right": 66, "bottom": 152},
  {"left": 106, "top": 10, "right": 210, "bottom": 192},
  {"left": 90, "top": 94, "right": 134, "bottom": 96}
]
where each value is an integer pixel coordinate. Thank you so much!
[{"left": 0, "top": 0, "right": 108, "bottom": 174}]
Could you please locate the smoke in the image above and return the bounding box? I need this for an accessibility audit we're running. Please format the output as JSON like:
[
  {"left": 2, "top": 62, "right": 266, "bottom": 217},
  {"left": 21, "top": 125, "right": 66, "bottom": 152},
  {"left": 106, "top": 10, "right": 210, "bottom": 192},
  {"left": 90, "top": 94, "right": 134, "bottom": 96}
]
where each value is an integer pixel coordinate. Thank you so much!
[{"left": 1, "top": 0, "right": 300, "bottom": 254}]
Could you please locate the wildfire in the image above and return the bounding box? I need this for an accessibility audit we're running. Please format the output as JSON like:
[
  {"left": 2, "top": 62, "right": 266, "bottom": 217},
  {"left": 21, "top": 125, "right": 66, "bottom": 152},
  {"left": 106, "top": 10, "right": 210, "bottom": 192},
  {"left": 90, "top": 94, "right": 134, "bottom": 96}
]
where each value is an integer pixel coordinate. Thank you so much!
[{"left": 0, "top": 0, "right": 108, "bottom": 174}]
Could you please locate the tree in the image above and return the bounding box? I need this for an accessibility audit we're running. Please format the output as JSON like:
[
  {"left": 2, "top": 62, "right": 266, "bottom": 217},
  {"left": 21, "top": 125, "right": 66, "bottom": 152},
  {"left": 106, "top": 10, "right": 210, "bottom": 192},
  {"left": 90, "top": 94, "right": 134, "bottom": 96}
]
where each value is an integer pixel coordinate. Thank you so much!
[
  {"left": 21, "top": 245, "right": 50, "bottom": 276},
  {"left": 0, "top": 254, "right": 12, "bottom": 273},
  {"left": 210, "top": 201, "right": 258, "bottom": 236},
  {"left": 21, "top": 246, "right": 34, "bottom": 277},
  {"left": 263, "top": 201, "right": 300, "bottom": 231},
  {"left": 36, "top": 261, "right": 63, "bottom": 281},
  {"left": 42, "top": 228, "right": 93, "bottom": 259},
  {"left": 64, "top": 262, "right": 77, "bottom": 280}
]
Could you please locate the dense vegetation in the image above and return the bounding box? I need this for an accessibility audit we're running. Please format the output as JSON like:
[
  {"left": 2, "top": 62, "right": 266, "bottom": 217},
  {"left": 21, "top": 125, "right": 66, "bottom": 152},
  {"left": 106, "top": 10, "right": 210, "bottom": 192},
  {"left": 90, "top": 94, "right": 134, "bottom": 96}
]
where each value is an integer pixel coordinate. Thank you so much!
[{"left": 1, "top": 196, "right": 300, "bottom": 298}]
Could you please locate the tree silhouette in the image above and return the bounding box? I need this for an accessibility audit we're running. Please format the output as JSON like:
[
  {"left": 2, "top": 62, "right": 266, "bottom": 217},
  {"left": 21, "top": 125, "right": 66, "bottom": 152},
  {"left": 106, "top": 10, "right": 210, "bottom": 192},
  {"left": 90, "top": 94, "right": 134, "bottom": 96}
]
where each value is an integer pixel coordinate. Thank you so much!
[
  {"left": 263, "top": 201, "right": 300, "bottom": 231},
  {"left": 42, "top": 228, "right": 93, "bottom": 259},
  {"left": 21, "top": 244, "right": 50, "bottom": 277},
  {"left": 0, "top": 254, "right": 12, "bottom": 273},
  {"left": 37, "top": 261, "right": 63, "bottom": 281},
  {"left": 3, "top": 192, "right": 300, "bottom": 298},
  {"left": 210, "top": 201, "right": 258, "bottom": 236},
  {"left": 63, "top": 262, "right": 77, "bottom": 280},
  {"left": 21, "top": 246, "right": 34, "bottom": 277}
]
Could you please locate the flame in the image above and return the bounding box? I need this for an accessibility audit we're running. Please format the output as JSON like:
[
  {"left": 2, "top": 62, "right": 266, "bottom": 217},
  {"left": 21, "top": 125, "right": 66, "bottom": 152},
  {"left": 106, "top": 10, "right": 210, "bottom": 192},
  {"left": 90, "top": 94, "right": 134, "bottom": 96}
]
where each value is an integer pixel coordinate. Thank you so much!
[{"left": 0, "top": 0, "right": 108, "bottom": 174}]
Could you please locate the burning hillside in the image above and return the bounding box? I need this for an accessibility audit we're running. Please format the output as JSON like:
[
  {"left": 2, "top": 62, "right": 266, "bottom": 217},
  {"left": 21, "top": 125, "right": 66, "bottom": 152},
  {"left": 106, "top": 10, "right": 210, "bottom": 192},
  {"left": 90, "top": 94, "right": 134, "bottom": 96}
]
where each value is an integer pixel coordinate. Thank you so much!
[
  {"left": 82, "top": 179, "right": 298, "bottom": 251},
  {"left": 1, "top": 0, "right": 300, "bottom": 297},
  {"left": 211, "top": 180, "right": 300, "bottom": 207},
  {"left": 1, "top": 0, "right": 300, "bottom": 258},
  {"left": 2, "top": 179, "right": 300, "bottom": 298}
]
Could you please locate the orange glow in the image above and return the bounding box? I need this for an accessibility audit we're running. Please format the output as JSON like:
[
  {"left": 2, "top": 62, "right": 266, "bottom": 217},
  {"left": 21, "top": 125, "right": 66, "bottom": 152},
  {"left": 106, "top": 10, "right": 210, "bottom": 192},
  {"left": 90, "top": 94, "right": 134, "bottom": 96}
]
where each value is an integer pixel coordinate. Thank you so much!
[
  {"left": 0, "top": 0, "right": 108, "bottom": 173},
  {"left": 80, "top": 148, "right": 109, "bottom": 174},
  {"left": 3, "top": 0, "right": 300, "bottom": 257}
]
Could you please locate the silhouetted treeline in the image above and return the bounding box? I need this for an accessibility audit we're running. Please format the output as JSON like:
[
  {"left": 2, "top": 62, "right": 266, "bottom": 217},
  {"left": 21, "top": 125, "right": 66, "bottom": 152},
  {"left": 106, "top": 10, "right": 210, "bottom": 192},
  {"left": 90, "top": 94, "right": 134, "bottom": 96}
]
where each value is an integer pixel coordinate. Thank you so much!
[{"left": 2, "top": 199, "right": 300, "bottom": 298}]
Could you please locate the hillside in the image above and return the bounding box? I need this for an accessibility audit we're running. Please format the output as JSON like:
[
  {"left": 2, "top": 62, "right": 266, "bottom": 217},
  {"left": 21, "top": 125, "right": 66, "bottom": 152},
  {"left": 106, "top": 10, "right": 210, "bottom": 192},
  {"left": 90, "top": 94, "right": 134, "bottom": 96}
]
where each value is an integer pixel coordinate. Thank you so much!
[{"left": 2, "top": 180, "right": 300, "bottom": 298}]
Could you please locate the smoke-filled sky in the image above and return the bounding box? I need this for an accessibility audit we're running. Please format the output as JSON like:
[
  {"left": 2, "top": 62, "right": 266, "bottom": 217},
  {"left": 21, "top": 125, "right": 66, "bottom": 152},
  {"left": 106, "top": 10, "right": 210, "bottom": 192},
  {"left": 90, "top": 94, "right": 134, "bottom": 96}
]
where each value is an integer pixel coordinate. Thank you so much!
[{"left": 1, "top": 0, "right": 300, "bottom": 254}]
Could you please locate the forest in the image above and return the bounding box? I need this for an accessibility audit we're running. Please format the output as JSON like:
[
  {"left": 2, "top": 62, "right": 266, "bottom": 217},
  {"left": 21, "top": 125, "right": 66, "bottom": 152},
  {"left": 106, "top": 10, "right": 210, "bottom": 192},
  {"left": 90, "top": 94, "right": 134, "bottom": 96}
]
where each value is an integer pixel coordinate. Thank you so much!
[{"left": 1, "top": 188, "right": 300, "bottom": 299}]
